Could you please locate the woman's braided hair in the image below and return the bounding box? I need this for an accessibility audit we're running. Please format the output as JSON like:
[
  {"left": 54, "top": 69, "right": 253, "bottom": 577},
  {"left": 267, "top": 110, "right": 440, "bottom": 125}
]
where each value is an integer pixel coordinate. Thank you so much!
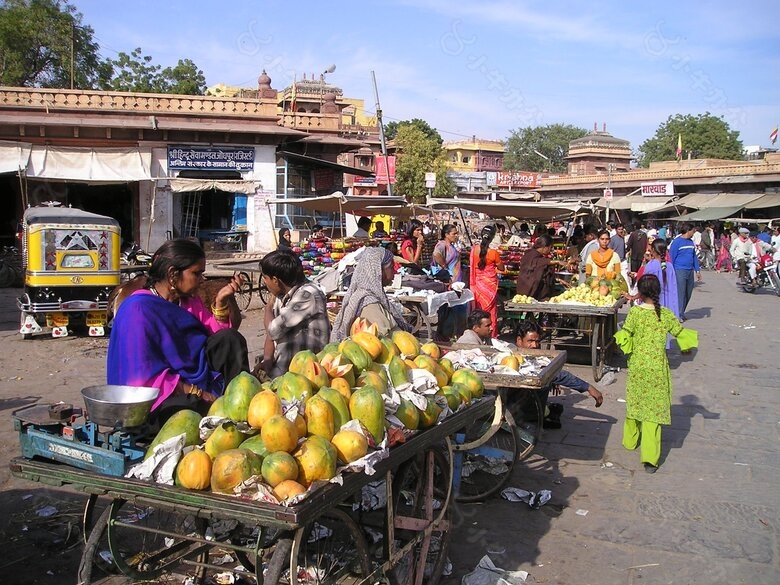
[
  {"left": 637, "top": 274, "right": 662, "bottom": 321},
  {"left": 652, "top": 238, "right": 668, "bottom": 287},
  {"left": 478, "top": 224, "right": 497, "bottom": 269}
]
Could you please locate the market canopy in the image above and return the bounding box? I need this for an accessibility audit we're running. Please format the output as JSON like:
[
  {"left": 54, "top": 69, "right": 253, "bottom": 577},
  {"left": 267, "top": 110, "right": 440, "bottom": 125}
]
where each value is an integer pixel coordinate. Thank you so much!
[
  {"left": 264, "top": 192, "right": 429, "bottom": 216},
  {"left": 671, "top": 206, "right": 746, "bottom": 222},
  {"left": 649, "top": 192, "right": 780, "bottom": 221},
  {"left": 426, "top": 196, "right": 585, "bottom": 222}
]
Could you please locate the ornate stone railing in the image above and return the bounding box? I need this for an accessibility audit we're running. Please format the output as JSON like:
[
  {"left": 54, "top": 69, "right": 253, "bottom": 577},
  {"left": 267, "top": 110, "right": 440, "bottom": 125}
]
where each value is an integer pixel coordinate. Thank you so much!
[
  {"left": 0, "top": 87, "right": 278, "bottom": 118},
  {"left": 278, "top": 112, "right": 341, "bottom": 131}
]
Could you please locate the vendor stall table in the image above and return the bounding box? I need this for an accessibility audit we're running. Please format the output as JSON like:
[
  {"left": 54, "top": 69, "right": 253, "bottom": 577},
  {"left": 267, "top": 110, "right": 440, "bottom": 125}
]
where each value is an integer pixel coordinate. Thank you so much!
[{"left": 502, "top": 298, "right": 626, "bottom": 381}]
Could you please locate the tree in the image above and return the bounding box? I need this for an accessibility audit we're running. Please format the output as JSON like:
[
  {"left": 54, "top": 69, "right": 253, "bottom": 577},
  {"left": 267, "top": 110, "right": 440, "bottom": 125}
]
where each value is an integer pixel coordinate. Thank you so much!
[
  {"left": 504, "top": 124, "right": 588, "bottom": 173},
  {"left": 637, "top": 113, "right": 744, "bottom": 166},
  {"left": 385, "top": 118, "right": 443, "bottom": 145},
  {"left": 393, "top": 125, "right": 453, "bottom": 204},
  {"left": 0, "top": 0, "right": 111, "bottom": 88},
  {"left": 108, "top": 48, "right": 206, "bottom": 95}
]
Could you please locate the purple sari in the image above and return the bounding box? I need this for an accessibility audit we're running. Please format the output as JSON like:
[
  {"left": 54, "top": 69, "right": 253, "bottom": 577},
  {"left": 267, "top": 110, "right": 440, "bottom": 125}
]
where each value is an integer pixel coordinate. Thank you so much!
[{"left": 642, "top": 259, "right": 679, "bottom": 348}]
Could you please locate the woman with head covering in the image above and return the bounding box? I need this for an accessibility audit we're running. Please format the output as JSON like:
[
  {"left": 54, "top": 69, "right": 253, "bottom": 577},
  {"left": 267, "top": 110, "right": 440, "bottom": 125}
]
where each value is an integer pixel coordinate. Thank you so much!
[
  {"left": 107, "top": 239, "right": 249, "bottom": 422},
  {"left": 469, "top": 225, "right": 505, "bottom": 337},
  {"left": 629, "top": 239, "right": 679, "bottom": 348},
  {"left": 277, "top": 227, "right": 292, "bottom": 250},
  {"left": 585, "top": 230, "right": 622, "bottom": 280},
  {"left": 330, "top": 247, "right": 412, "bottom": 342}
]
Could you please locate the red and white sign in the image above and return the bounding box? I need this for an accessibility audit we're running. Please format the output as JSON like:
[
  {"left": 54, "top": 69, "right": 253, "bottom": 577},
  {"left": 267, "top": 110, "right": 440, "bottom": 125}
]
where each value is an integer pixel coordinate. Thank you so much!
[
  {"left": 375, "top": 156, "right": 396, "bottom": 185},
  {"left": 492, "top": 171, "right": 541, "bottom": 188},
  {"left": 641, "top": 181, "right": 675, "bottom": 196},
  {"left": 603, "top": 188, "right": 613, "bottom": 200}
]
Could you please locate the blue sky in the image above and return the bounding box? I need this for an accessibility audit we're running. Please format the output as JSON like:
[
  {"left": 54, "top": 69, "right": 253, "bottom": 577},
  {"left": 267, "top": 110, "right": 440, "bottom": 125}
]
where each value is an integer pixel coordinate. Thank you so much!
[{"left": 75, "top": 0, "right": 779, "bottom": 154}]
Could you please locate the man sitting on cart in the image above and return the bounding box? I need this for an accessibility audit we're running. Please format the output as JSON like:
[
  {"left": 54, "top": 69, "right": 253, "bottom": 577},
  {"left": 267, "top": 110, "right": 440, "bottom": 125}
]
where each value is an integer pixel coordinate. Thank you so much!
[
  {"left": 456, "top": 309, "right": 492, "bottom": 345},
  {"left": 514, "top": 321, "right": 603, "bottom": 429}
]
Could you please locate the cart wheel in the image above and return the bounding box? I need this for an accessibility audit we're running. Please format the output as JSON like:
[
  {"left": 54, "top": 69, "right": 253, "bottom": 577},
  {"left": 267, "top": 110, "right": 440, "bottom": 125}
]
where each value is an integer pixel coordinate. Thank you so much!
[
  {"left": 258, "top": 273, "right": 270, "bottom": 305},
  {"left": 592, "top": 321, "right": 605, "bottom": 381},
  {"left": 504, "top": 389, "right": 544, "bottom": 461},
  {"left": 387, "top": 447, "right": 452, "bottom": 585},
  {"left": 285, "top": 507, "right": 372, "bottom": 584},
  {"left": 79, "top": 498, "right": 207, "bottom": 584},
  {"left": 453, "top": 398, "right": 518, "bottom": 503},
  {"left": 234, "top": 271, "right": 253, "bottom": 310}
]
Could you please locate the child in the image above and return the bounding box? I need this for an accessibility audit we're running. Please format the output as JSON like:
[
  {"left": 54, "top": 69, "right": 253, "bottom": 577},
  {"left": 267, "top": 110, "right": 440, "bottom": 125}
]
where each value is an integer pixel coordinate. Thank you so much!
[{"left": 614, "top": 274, "right": 698, "bottom": 473}]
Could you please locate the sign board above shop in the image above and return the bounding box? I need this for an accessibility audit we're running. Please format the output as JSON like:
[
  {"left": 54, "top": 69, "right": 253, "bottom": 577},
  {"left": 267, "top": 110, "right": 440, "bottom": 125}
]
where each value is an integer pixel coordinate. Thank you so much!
[
  {"left": 167, "top": 146, "right": 255, "bottom": 172},
  {"left": 486, "top": 171, "right": 542, "bottom": 189},
  {"left": 641, "top": 181, "right": 675, "bottom": 196}
]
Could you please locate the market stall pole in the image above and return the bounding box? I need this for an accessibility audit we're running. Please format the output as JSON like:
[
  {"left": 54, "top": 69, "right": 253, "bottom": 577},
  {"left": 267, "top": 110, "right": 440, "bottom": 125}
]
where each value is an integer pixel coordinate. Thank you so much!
[
  {"left": 11, "top": 395, "right": 496, "bottom": 585},
  {"left": 502, "top": 298, "right": 625, "bottom": 381}
]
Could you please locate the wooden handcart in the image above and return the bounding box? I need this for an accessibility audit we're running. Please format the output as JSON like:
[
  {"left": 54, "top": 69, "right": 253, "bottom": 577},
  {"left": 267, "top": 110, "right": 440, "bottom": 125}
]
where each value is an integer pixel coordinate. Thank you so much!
[
  {"left": 10, "top": 396, "right": 495, "bottom": 585},
  {"left": 502, "top": 298, "right": 626, "bottom": 381}
]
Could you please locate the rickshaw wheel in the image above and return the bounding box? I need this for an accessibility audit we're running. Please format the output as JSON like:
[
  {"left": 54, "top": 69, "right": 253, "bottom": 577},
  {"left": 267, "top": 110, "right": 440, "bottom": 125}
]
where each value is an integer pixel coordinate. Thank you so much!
[
  {"left": 504, "top": 388, "right": 544, "bottom": 461},
  {"left": 387, "top": 447, "right": 452, "bottom": 585},
  {"left": 285, "top": 507, "right": 372, "bottom": 585},
  {"left": 79, "top": 498, "right": 207, "bottom": 584},
  {"left": 234, "top": 270, "right": 253, "bottom": 310}
]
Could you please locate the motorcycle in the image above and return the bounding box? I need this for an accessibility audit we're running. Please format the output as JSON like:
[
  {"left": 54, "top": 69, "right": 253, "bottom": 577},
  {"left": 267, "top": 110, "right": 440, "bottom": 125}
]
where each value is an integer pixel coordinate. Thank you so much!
[
  {"left": 739, "top": 253, "right": 780, "bottom": 296},
  {"left": 120, "top": 242, "right": 153, "bottom": 281}
]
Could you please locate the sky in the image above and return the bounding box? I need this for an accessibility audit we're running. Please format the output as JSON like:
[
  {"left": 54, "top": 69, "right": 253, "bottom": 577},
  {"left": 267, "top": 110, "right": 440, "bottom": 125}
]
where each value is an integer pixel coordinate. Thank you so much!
[{"left": 73, "top": 0, "right": 780, "bottom": 155}]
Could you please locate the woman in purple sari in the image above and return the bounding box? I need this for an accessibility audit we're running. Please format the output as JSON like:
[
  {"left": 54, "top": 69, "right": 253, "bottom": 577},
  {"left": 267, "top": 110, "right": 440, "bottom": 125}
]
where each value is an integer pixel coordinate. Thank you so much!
[
  {"left": 107, "top": 239, "right": 249, "bottom": 422},
  {"left": 633, "top": 239, "right": 679, "bottom": 347}
]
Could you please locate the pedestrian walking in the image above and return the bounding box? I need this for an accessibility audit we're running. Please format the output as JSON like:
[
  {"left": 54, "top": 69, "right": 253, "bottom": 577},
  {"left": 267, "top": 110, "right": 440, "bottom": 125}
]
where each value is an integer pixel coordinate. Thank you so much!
[
  {"left": 668, "top": 223, "right": 702, "bottom": 320},
  {"left": 715, "top": 231, "right": 733, "bottom": 273},
  {"left": 614, "top": 274, "right": 698, "bottom": 473}
]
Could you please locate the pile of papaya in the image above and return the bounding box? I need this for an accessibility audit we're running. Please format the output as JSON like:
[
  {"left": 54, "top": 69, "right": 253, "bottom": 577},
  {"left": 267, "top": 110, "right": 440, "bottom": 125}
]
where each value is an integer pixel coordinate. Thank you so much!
[{"left": 145, "top": 319, "right": 485, "bottom": 504}]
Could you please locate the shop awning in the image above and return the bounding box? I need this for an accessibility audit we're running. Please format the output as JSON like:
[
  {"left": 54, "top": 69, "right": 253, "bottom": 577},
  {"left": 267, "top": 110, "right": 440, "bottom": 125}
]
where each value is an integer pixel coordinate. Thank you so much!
[
  {"left": 672, "top": 206, "right": 746, "bottom": 222},
  {"left": 646, "top": 192, "right": 766, "bottom": 215},
  {"left": 265, "top": 192, "right": 412, "bottom": 215},
  {"left": 26, "top": 145, "right": 152, "bottom": 182},
  {"left": 279, "top": 151, "right": 375, "bottom": 177},
  {"left": 426, "top": 196, "right": 584, "bottom": 222},
  {"left": 0, "top": 141, "right": 32, "bottom": 173},
  {"left": 166, "top": 178, "right": 261, "bottom": 194}
]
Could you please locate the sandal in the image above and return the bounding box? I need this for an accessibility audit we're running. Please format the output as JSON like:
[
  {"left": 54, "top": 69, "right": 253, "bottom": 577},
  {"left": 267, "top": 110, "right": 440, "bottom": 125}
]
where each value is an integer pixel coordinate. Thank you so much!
[{"left": 643, "top": 463, "right": 658, "bottom": 474}]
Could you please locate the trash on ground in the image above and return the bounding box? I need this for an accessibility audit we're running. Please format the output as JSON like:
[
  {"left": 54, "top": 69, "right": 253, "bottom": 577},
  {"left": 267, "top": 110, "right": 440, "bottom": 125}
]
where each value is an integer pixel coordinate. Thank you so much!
[
  {"left": 601, "top": 462, "right": 614, "bottom": 468},
  {"left": 600, "top": 371, "right": 617, "bottom": 385},
  {"left": 617, "top": 398, "right": 626, "bottom": 403},
  {"left": 212, "top": 553, "right": 235, "bottom": 566},
  {"left": 576, "top": 509, "right": 589, "bottom": 516},
  {"left": 500, "top": 487, "right": 551, "bottom": 508},
  {"left": 462, "top": 555, "right": 528, "bottom": 585},
  {"left": 35, "top": 505, "right": 58, "bottom": 518}
]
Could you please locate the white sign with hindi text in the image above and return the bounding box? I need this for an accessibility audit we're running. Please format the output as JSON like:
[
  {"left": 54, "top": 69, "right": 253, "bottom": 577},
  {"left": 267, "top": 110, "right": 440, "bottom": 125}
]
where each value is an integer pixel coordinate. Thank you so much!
[{"left": 641, "top": 181, "right": 675, "bottom": 196}]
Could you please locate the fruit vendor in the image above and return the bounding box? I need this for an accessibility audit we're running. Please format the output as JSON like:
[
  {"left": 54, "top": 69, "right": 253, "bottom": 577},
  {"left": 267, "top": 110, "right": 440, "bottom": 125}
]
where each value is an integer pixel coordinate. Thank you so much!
[
  {"left": 456, "top": 309, "right": 492, "bottom": 345},
  {"left": 107, "top": 239, "right": 249, "bottom": 422},
  {"left": 585, "top": 230, "right": 622, "bottom": 280},
  {"left": 515, "top": 234, "right": 558, "bottom": 301},
  {"left": 331, "top": 247, "right": 413, "bottom": 341},
  {"left": 259, "top": 249, "right": 331, "bottom": 377},
  {"left": 514, "top": 321, "right": 603, "bottom": 429}
]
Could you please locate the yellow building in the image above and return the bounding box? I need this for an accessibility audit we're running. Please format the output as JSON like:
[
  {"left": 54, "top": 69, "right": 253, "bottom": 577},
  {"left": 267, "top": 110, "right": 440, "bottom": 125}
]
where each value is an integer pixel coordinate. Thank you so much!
[{"left": 443, "top": 137, "right": 505, "bottom": 172}]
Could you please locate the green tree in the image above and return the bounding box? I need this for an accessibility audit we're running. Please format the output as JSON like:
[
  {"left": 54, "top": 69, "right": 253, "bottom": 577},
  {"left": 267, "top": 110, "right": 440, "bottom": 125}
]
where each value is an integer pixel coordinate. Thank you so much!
[
  {"left": 637, "top": 113, "right": 744, "bottom": 166},
  {"left": 108, "top": 48, "right": 206, "bottom": 95},
  {"left": 161, "top": 59, "right": 206, "bottom": 95},
  {"left": 385, "top": 118, "right": 443, "bottom": 145},
  {"left": 504, "top": 124, "right": 588, "bottom": 173},
  {"left": 0, "top": 0, "right": 111, "bottom": 88},
  {"left": 393, "top": 125, "right": 453, "bottom": 204}
]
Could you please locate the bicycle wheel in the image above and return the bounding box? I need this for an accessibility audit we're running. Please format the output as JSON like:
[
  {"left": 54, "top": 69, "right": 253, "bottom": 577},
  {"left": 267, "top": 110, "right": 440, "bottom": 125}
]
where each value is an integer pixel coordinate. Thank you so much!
[
  {"left": 387, "top": 447, "right": 452, "bottom": 585},
  {"left": 234, "top": 271, "right": 252, "bottom": 310},
  {"left": 79, "top": 498, "right": 207, "bottom": 584},
  {"left": 453, "top": 404, "right": 518, "bottom": 503},
  {"left": 258, "top": 273, "right": 270, "bottom": 305},
  {"left": 504, "top": 389, "right": 544, "bottom": 461},
  {"left": 285, "top": 507, "right": 372, "bottom": 585}
]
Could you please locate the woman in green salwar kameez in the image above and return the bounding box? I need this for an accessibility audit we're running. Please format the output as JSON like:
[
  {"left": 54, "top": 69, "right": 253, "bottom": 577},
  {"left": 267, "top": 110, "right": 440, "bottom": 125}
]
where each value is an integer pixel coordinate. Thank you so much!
[{"left": 614, "top": 274, "right": 698, "bottom": 473}]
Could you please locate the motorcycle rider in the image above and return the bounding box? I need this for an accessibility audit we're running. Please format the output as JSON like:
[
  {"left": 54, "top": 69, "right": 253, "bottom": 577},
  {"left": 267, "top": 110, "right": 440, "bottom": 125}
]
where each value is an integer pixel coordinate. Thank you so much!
[
  {"left": 732, "top": 229, "right": 773, "bottom": 286},
  {"left": 730, "top": 227, "right": 753, "bottom": 284}
]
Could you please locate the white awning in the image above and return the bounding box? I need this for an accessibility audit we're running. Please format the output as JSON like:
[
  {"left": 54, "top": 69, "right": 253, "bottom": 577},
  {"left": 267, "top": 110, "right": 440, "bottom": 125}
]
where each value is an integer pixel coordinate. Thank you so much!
[
  {"left": 265, "top": 192, "right": 417, "bottom": 215},
  {"left": 26, "top": 145, "right": 152, "bottom": 182},
  {"left": 426, "top": 196, "right": 584, "bottom": 221},
  {"left": 166, "top": 178, "right": 261, "bottom": 194},
  {"left": 0, "top": 141, "right": 32, "bottom": 173}
]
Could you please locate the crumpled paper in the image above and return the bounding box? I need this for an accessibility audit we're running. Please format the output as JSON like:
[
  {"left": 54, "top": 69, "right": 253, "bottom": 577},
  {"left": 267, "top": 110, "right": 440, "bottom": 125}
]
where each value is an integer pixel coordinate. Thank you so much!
[
  {"left": 500, "top": 487, "right": 552, "bottom": 508},
  {"left": 461, "top": 555, "right": 528, "bottom": 585},
  {"left": 199, "top": 416, "right": 256, "bottom": 441},
  {"left": 125, "top": 434, "right": 186, "bottom": 484}
]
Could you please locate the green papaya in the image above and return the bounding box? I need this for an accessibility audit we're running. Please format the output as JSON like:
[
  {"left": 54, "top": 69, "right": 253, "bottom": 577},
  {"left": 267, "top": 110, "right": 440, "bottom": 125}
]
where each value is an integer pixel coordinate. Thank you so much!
[
  {"left": 144, "top": 409, "right": 202, "bottom": 460},
  {"left": 317, "top": 387, "right": 351, "bottom": 431},
  {"left": 388, "top": 355, "right": 411, "bottom": 387},
  {"left": 338, "top": 339, "right": 373, "bottom": 373},
  {"left": 349, "top": 386, "right": 385, "bottom": 443}
]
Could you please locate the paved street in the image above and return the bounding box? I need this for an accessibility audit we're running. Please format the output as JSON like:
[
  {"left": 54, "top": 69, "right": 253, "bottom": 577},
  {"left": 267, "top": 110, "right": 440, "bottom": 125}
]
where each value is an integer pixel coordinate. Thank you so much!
[{"left": 0, "top": 268, "right": 778, "bottom": 584}]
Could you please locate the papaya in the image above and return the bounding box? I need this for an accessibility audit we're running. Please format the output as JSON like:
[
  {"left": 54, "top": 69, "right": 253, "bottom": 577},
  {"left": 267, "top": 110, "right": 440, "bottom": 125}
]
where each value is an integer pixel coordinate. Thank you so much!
[
  {"left": 331, "top": 429, "right": 368, "bottom": 463},
  {"left": 338, "top": 339, "right": 373, "bottom": 373},
  {"left": 317, "top": 387, "right": 351, "bottom": 431},
  {"left": 329, "top": 377, "right": 353, "bottom": 402},
  {"left": 413, "top": 355, "right": 449, "bottom": 388},
  {"left": 204, "top": 421, "right": 246, "bottom": 459},
  {"left": 349, "top": 386, "right": 385, "bottom": 443},
  {"left": 452, "top": 383, "right": 472, "bottom": 405},
  {"left": 293, "top": 414, "right": 307, "bottom": 438},
  {"left": 418, "top": 396, "right": 443, "bottom": 428},
  {"left": 294, "top": 435, "right": 338, "bottom": 487},
  {"left": 420, "top": 341, "right": 441, "bottom": 360},
  {"left": 349, "top": 316, "right": 379, "bottom": 337},
  {"left": 376, "top": 337, "right": 399, "bottom": 365},
  {"left": 357, "top": 370, "right": 387, "bottom": 393},
  {"left": 211, "top": 449, "right": 259, "bottom": 494},
  {"left": 392, "top": 330, "right": 420, "bottom": 358},
  {"left": 261, "top": 451, "right": 299, "bottom": 487},
  {"left": 239, "top": 434, "right": 270, "bottom": 462},
  {"left": 394, "top": 398, "right": 420, "bottom": 430},
  {"left": 145, "top": 409, "right": 202, "bottom": 460},
  {"left": 351, "top": 331, "right": 384, "bottom": 360},
  {"left": 437, "top": 386, "right": 461, "bottom": 411},
  {"left": 175, "top": 448, "right": 212, "bottom": 490},
  {"left": 438, "top": 358, "right": 455, "bottom": 382},
  {"left": 223, "top": 372, "right": 262, "bottom": 422},
  {"left": 273, "top": 479, "right": 307, "bottom": 502},
  {"left": 272, "top": 371, "right": 313, "bottom": 402},
  {"left": 288, "top": 350, "right": 319, "bottom": 376},
  {"left": 207, "top": 396, "right": 228, "bottom": 418},
  {"left": 261, "top": 415, "right": 299, "bottom": 453},
  {"left": 450, "top": 368, "right": 485, "bottom": 399},
  {"left": 247, "top": 389, "right": 283, "bottom": 430},
  {"left": 304, "top": 395, "right": 336, "bottom": 441},
  {"left": 319, "top": 353, "right": 354, "bottom": 384},
  {"left": 388, "top": 355, "right": 411, "bottom": 387},
  {"left": 499, "top": 355, "right": 520, "bottom": 371}
]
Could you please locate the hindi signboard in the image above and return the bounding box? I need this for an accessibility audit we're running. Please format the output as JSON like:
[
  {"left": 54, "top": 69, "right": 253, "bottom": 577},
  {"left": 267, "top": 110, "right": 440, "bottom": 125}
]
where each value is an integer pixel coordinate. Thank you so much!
[
  {"left": 603, "top": 188, "right": 613, "bottom": 200},
  {"left": 375, "top": 155, "right": 396, "bottom": 185},
  {"left": 168, "top": 146, "right": 255, "bottom": 172},
  {"left": 641, "top": 181, "right": 675, "bottom": 196}
]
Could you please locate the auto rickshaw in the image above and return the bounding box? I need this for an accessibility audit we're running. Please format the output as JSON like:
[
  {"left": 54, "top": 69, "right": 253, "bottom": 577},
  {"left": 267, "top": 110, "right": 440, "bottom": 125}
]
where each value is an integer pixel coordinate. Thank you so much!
[{"left": 17, "top": 206, "right": 121, "bottom": 338}]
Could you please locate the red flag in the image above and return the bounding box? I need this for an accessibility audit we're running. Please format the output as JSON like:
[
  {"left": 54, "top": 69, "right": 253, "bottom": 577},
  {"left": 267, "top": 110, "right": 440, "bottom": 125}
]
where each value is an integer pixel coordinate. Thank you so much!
[
  {"left": 676, "top": 134, "right": 682, "bottom": 160},
  {"left": 771, "top": 126, "right": 778, "bottom": 145}
]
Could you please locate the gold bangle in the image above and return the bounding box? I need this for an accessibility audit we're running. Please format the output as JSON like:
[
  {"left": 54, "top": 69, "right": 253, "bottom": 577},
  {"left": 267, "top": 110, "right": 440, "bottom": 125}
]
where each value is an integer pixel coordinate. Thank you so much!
[
  {"left": 187, "top": 383, "right": 203, "bottom": 399},
  {"left": 210, "top": 302, "right": 230, "bottom": 321}
]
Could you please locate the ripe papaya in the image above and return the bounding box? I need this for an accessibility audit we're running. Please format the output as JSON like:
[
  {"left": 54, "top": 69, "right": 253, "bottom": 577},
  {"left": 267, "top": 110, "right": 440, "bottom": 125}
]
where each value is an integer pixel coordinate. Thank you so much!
[
  {"left": 450, "top": 368, "right": 485, "bottom": 399},
  {"left": 413, "top": 355, "right": 449, "bottom": 388},
  {"left": 247, "top": 389, "right": 283, "bottom": 430},
  {"left": 329, "top": 377, "right": 353, "bottom": 402},
  {"left": 338, "top": 339, "right": 373, "bottom": 373},
  {"left": 207, "top": 396, "right": 228, "bottom": 418},
  {"left": 288, "top": 350, "right": 319, "bottom": 376},
  {"left": 204, "top": 421, "right": 246, "bottom": 459},
  {"left": 223, "top": 372, "right": 262, "bottom": 422},
  {"left": 420, "top": 341, "right": 442, "bottom": 360},
  {"left": 394, "top": 398, "right": 420, "bottom": 430},
  {"left": 438, "top": 358, "right": 455, "bottom": 382},
  {"left": 211, "top": 449, "right": 259, "bottom": 494},
  {"left": 175, "top": 448, "right": 212, "bottom": 490},
  {"left": 388, "top": 355, "right": 411, "bottom": 387},
  {"left": 392, "top": 330, "right": 420, "bottom": 358},
  {"left": 349, "top": 386, "right": 385, "bottom": 443},
  {"left": 331, "top": 429, "right": 368, "bottom": 463},
  {"left": 357, "top": 370, "right": 387, "bottom": 393},
  {"left": 260, "top": 415, "right": 300, "bottom": 453},
  {"left": 294, "top": 435, "right": 337, "bottom": 487},
  {"left": 145, "top": 409, "right": 202, "bottom": 460},
  {"left": 349, "top": 316, "right": 379, "bottom": 337},
  {"left": 304, "top": 394, "right": 335, "bottom": 441},
  {"left": 317, "top": 387, "right": 351, "bottom": 431},
  {"left": 376, "top": 337, "right": 399, "bottom": 365},
  {"left": 272, "top": 371, "right": 313, "bottom": 402},
  {"left": 261, "top": 451, "right": 299, "bottom": 487},
  {"left": 351, "top": 331, "right": 384, "bottom": 360}
]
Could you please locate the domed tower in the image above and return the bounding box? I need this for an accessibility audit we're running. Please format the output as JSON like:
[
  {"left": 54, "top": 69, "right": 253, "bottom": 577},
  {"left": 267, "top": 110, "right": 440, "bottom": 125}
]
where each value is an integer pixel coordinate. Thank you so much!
[
  {"left": 257, "top": 69, "right": 277, "bottom": 99},
  {"left": 566, "top": 123, "right": 632, "bottom": 176}
]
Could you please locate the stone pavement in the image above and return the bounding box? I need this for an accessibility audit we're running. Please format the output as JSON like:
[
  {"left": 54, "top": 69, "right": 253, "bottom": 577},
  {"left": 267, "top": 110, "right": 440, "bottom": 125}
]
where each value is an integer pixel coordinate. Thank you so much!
[{"left": 0, "top": 269, "right": 777, "bottom": 584}]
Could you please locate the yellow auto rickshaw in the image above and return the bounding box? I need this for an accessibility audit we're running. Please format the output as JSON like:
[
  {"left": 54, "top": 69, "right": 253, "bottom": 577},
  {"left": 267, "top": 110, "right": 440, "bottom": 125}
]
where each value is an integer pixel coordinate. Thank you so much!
[{"left": 17, "top": 206, "right": 121, "bottom": 338}]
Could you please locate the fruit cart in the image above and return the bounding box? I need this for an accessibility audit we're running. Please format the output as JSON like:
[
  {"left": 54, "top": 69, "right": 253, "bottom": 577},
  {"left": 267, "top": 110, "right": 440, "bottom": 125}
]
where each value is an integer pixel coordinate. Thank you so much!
[
  {"left": 502, "top": 298, "right": 626, "bottom": 382},
  {"left": 11, "top": 395, "right": 496, "bottom": 585}
]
